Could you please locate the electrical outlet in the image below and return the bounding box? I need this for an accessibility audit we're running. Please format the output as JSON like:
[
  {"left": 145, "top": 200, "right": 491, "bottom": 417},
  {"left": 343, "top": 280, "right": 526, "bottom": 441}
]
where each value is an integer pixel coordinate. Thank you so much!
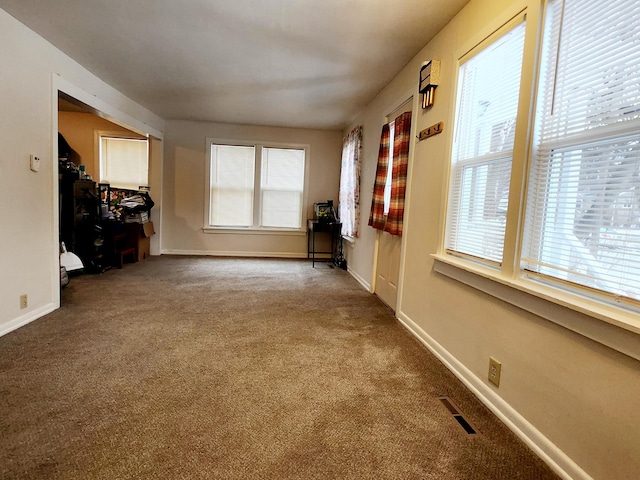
[
  {"left": 488, "top": 357, "right": 502, "bottom": 387},
  {"left": 20, "top": 294, "right": 28, "bottom": 309},
  {"left": 30, "top": 155, "right": 41, "bottom": 172}
]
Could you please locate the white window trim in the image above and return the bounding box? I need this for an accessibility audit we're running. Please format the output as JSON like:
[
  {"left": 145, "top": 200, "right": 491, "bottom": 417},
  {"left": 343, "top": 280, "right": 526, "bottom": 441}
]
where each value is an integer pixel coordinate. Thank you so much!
[
  {"left": 437, "top": 4, "right": 640, "bottom": 359},
  {"left": 203, "top": 138, "right": 311, "bottom": 234},
  {"left": 432, "top": 253, "right": 640, "bottom": 361},
  {"left": 342, "top": 235, "right": 356, "bottom": 244}
]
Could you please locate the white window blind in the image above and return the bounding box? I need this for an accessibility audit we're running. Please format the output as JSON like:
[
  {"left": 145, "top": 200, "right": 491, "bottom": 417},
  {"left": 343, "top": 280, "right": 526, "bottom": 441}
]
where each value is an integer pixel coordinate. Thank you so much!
[
  {"left": 261, "top": 147, "right": 305, "bottom": 228},
  {"left": 210, "top": 144, "right": 255, "bottom": 227},
  {"left": 100, "top": 137, "right": 148, "bottom": 190},
  {"left": 207, "top": 141, "right": 307, "bottom": 230},
  {"left": 522, "top": 0, "right": 640, "bottom": 303},
  {"left": 445, "top": 19, "right": 526, "bottom": 263}
]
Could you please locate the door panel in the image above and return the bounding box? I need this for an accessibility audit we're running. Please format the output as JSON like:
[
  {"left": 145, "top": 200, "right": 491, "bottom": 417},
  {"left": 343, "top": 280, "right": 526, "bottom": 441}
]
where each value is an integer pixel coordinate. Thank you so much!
[{"left": 375, "top": 229, "right": 402, "bottom": 310}]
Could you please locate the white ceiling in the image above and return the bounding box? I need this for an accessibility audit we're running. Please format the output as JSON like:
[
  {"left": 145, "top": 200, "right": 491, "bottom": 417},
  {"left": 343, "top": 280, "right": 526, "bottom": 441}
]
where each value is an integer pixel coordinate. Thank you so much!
[{"left": 1, "top": 0, "right": 469, "bottom": 130}]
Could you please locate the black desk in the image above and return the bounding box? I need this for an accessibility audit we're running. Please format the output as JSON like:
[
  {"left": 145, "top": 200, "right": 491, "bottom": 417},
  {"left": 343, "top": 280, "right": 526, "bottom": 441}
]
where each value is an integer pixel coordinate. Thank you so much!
[{"left": 307, "top": 220, "right": 341, "bottom": 267}]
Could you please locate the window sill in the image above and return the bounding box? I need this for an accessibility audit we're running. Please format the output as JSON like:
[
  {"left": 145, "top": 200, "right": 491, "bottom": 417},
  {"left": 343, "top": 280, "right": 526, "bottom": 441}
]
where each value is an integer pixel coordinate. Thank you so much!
[
  {"left": 431, "top": 253, "right": 640, "bottom": 361},
  {"left": 342, "top": 235, "right": 356, "bottom": 244},
  {"left": 203, "top": 227, "right": 306, "bottom": 236}
]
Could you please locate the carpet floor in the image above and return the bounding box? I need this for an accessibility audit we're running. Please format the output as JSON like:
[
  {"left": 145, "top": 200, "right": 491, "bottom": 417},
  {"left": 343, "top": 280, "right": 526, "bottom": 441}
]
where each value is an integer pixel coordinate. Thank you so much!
[{"left": 0, "top": 256, "right": 560, "bottom": 479}]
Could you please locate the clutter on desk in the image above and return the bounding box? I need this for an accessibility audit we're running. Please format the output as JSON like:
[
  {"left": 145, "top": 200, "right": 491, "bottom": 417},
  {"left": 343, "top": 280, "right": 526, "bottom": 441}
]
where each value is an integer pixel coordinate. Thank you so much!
[
  {"left": 314, "top": 200, "right": 337, "bottom": 223},
  {"left": 99, "top": 184, "right": 155, "bottom": 224}
]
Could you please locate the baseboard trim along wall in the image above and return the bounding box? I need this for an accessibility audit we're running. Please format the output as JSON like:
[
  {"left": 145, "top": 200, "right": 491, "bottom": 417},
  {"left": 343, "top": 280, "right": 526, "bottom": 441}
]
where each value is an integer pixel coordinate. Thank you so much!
[
  {"left": 347, "top": 267, "right": 372, "bottom": 293},
  {"left": 396, "top": 311, "right": 592, "bottom": 480},
  {"left": 161, "top": 249, "right": 314, "bottom": 259},
  {"left": 1, "top": 303, "right": 58, "bottom": 338}
]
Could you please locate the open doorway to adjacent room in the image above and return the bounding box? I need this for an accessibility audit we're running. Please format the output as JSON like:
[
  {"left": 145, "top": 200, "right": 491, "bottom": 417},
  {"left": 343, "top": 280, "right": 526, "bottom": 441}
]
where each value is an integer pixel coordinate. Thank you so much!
[{"left": 55, "top": 90, "right": 162, "bottom": 292}]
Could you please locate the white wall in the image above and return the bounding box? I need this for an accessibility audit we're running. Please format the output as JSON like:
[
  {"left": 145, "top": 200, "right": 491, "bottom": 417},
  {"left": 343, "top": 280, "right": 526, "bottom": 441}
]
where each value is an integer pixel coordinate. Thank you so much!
[
  {"left": 346, "top": 0, "right": 640, "bottom": 479},
  {"left": 162, "top": 120, "right": 342, "bottom": 257},
  {"left": 0, "top": 8, "right": 164, "bottom": 335}
]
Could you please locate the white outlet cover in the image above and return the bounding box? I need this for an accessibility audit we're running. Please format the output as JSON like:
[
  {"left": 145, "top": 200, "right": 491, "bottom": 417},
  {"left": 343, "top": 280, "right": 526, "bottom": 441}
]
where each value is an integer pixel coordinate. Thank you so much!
[{"left": 30, "top": 155, "right": 41, "bottom": 172}]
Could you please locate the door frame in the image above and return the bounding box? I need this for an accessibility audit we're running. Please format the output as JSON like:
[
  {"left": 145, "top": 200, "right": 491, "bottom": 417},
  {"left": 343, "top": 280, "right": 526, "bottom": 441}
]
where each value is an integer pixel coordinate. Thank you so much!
[
  {"left": 371, "top": 89, "right": 418, "bottom": 313},
  {"left": 52, "top": 75, "right": 164, "bottom": 305}
]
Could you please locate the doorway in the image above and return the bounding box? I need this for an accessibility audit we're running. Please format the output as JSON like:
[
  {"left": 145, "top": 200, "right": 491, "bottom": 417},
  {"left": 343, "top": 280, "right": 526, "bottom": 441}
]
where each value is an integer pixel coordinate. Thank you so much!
[
  {"left": 56, "top": 90, "right": 162, "bottom": 281},
  {"left": 373, "top": 97, "right": 414, "bottom": 311}
]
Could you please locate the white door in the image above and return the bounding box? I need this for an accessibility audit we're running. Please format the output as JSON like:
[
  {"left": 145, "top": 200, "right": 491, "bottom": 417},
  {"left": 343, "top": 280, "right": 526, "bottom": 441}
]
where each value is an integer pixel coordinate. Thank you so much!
[
  {"left": 375, "top": 229, "right": 402, "bottom": 310},
  {"left": 373, "top": 98, "right": 412, "bottom": 311}
]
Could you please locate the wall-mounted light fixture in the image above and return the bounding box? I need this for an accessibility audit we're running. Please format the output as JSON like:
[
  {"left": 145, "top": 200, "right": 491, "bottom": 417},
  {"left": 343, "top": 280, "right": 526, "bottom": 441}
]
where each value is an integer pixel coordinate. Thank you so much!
[{"left": 419, "top": 60, "right": 440, "bottom": 109}]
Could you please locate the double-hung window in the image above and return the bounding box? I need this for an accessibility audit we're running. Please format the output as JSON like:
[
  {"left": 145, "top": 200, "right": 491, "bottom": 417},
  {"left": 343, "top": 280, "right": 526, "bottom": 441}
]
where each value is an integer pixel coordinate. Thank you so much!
[
  {"left": 100, "top": 136, "right": 149, "bottom": 190},
  {"left": 445, "top": 17, "right": 526, "bottom": 264},
  {"left": 522, "top": 0, "right": 640, "bottom": 304},
  {"left": 442, "top": 0, "right": 640, "bottom": 335},
  {"left": 206, "top": 140, "right": 307, "bottom": 230}
]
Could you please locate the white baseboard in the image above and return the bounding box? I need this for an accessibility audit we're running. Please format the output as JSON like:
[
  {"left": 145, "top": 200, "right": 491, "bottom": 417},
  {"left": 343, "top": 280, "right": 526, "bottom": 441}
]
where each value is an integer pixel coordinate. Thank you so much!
[
  {"left": 396, "top": 311, "right": 592, "bottom": 480},
  {"left": 0, "top": 303, "right": 58, "bottom": 338},
  {"left": 161, "top": 249, "right": 308, "bottom": 259},
  {"left": 347, "top": 267, "right": 372, "bottom": 292}
]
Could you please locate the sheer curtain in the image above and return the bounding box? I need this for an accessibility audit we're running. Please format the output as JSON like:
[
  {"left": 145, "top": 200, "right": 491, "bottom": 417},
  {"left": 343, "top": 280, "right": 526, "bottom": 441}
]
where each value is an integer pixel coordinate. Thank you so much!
[{"left": 338, "top": 126, "right": 363, "bottom": 237}]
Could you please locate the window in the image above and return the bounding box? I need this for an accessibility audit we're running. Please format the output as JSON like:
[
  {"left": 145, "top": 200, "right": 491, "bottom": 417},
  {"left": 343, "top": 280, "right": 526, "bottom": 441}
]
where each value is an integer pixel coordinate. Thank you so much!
[
  {"left": 522, "top": 0, "right": 640, "bottom": 303},
  {"left": 338, "top": 126, "right": 363, "bottom": 238},
  {"left": 445, "top": 18, "right": 526, "bottom": 264},
  {"left": 100, "top": 136, "right": 149, "bottom": 190},
  {"left": 439, "top": 1, "right": 640, "bottom": 336},
  {"left": 261, "top": 147, "right": 305, "bottom": 228},
  {"left": 209, "top": 144, "right": 255, "bottom": 227},
  {"left": 207, "top": 140, "right": 307, "bottom": 230}
]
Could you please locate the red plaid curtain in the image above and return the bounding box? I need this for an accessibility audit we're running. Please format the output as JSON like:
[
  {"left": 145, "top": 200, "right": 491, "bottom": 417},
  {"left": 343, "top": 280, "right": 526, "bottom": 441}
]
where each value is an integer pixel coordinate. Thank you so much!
[
  {"left": 368, "top": 123, "right": 390, "bottom": 230},
  {"left": 385, "top": 111, "right": 412, "bottom": 236}
]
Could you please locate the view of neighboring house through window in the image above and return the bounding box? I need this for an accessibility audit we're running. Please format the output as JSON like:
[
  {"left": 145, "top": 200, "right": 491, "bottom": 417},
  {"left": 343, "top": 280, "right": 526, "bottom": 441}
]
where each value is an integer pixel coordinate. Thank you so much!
[
  {"left": 445, "top": 18, "right": 526, "bottom": 264},
  {"left": 207, "top": 141, "right": 306, "bottom": 230},
  {"left": 442, "top": 0, "right": 640, "bottom": 315},
  {"left": 521, "top": 0, "right": 640, "bottom": 302},
  {"left": 100, "top": 136, "right": 149, "bottom": 190}
]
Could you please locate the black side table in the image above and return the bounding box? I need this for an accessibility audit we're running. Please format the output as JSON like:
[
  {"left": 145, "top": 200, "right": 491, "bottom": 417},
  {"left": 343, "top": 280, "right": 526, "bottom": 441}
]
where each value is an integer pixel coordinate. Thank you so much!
[{"left": 307, "top": 220, "right": 342, "bottom": 267}]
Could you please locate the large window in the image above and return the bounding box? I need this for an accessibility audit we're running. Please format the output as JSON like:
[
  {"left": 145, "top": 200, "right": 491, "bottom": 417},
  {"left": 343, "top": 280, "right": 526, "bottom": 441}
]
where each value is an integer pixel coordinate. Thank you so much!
[
  {"left": 445, "top": 18, "right": 526, "bottom": 263},
  {"left": 522, "top": 0, "right": 640, "bottom": 303},
  {"left": 442, "top": 0, "right": 640, "bottom": 325},
  {"left": 100, "top": 136, "right": 149, "bottom": 190},
  {"left": 207, "top": 141, "right": 307, "bottom": 230}
]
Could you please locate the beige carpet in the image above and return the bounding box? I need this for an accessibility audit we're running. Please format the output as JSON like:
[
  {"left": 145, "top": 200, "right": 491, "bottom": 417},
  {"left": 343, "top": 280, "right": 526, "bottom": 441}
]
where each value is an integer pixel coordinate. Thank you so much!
[{"left": 0, "top": 256, "right": 559, "bottom": 479}]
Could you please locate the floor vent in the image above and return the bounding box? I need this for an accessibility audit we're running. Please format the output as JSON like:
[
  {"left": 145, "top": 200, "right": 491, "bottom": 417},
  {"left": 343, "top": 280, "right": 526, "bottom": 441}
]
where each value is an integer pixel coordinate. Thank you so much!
[{"left": 438, "top": 396, "right": 477, "bottom": 435}]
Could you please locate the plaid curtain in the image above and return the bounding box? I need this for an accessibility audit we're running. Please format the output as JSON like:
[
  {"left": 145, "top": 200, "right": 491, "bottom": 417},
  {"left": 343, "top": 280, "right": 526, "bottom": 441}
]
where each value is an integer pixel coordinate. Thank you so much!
[
  {"left": 385, "top": 111, "right": 412, "bottom": 236},
  {"left": 338, "top": 126, "right": 363, "bottom": 237},
  {"left": 368, "top": 123, "right": 391, "bottom": 230}
]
